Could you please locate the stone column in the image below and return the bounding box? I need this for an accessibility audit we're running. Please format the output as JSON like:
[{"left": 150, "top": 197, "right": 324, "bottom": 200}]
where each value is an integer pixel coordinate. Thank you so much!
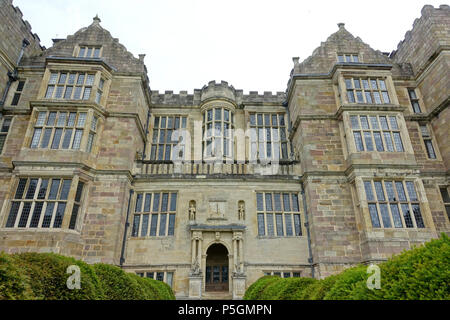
[
  {"left": 233, "top": 238, "right": 237, "bottom": 272},
  {"left": 197, "top": 237, "right": 202, "bottom": 268},
  {"left": 191, "top": 237, "right": 196, "bottom": 265},
  {"left": 189, "top": 231, "right": 203, "bottom": 299},
  {"left": 238, "top": 237, "right": 243, "bottom": 272}
]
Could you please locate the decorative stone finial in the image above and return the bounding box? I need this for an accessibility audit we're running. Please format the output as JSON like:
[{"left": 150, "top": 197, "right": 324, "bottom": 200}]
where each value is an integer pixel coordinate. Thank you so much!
[
  {"left": 337, "top": 22, "right": 345, "bottom": 29},
  {"left": 292, "top": 57, "right": 299, "bottom": 65},
  {"left": 93, "top": 14, "right": 101, "bottom": 25},
  {"left": 138, "top": 54, "right": 146, "bottom": 62}
]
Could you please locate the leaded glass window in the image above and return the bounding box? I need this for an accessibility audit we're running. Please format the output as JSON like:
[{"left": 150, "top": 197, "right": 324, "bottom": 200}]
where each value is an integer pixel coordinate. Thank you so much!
[
  {"left": 350, "top": 115, "right": 404, "bottom": 152},
  {"left": 131, "top": 192, "right": 177, "bottom": 237},
  {"left": 5, "top": 177, "right": 81, "bottom": 229},
  {"left": 363, "top": 180, "right": 425, "bottom": 229},
  {"left": 256, "top": 192, "right": 302, "bottom": 237},
  {"left": 345, "top": 78, "right": 390, "bottom": 104}
]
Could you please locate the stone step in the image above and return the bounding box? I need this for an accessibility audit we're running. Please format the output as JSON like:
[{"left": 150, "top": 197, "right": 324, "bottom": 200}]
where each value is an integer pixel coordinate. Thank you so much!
[{"left": 202, "top": 292, "right": 233, "bottom": 300}]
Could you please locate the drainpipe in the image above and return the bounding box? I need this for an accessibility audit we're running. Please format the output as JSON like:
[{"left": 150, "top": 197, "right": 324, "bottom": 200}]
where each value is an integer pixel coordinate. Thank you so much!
[
  {"left": 0, "top": 39, "right": 30, "bottom": 108},
  {"left": 300, "top": 179, "right": 315, "bottom": 278},
  {"left": 282, "top": 101, "right": 295, "bottom": 160},
  {"left": 141, "top": 110, "right": 151, "bottom": 160},
  {"left": 120, "top": 188, "right": 134, "bottom": 267}
]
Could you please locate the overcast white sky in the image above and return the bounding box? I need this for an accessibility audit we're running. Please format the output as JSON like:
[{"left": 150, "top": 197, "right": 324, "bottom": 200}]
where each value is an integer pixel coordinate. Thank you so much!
[{"left": 14, "top": 0, "right": 446, "bottom": 93}]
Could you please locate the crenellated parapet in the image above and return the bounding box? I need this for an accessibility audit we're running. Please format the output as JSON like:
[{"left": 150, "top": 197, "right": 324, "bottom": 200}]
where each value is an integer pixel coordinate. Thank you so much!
[
  {"left": 150, "top": 80, "right": 286, "bottom": 107},
  {"left": 0, "top": 0, "right": 44, "bottom": 68},
  {"left": 391, "top": 4, "right": 450, "bottom": 75}
]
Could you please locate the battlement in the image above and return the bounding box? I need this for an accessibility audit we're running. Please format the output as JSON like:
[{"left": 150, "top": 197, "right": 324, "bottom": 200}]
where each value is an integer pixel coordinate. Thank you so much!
[
  {"left": 9, "top": 0, "right": 44, "bottom": 50},
  {"left": 150, "top": 80, "right": 286, "bottom": 107},
  {"left": 392, "top": 4, "right": 450, "bottom": 74}
]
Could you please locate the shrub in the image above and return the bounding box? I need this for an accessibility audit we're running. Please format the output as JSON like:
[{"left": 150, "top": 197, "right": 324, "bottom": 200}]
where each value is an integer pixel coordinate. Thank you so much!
[
  {"left": 306, "top": 274, "right": 340, "bottom": 300},
  {"left": 0, "top": 252, "right": 176, "bottom": 300},
  {"left": 0, "top": 252, "right": 33, "bottom": 300},
  {"left": 323, "top": 265, "right": 367, "bottom": 300},
  {"left": 244, "top": 234, "right": 450, "bottom": 300},
  {"left": 259, "top": 277, "right": 289, "bottom": 300},
  {"left": 127, "top": 273, "right": 159, "bottom": 300},
  {"left": 354, "top": 233, "right": 450, "bottom": 300},
  {"left": 276, "top": 277, "right": 317, "bottom": 300},
  {"left": 93, "top": 263, "right": 144, "bottom": 300},
  {"left": 147, "top": 277, "right": 176, "bottom": 300},
  {"left": 11, "top": 252, "right": 103, "bottom": 300},
  {"left": 243, "top": 276, "right": 281, "bottom": 300}
]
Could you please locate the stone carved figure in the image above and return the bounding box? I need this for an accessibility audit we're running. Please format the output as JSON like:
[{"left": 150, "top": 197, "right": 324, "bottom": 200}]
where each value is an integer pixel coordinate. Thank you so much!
[
  {"left": 189, "top": 201, "right": 196, "bottom": 220},
  {"left": 238, "top": 201, "right": 245, "bottom": 220},
  {"left": 191, "top": 258, "right": 201, "bottom": 275}
]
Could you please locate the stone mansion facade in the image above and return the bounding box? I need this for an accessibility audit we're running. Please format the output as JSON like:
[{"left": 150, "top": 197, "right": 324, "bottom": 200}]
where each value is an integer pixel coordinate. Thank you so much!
[{"left": 0, "top": 0, "right": 449, "bottom": 299}]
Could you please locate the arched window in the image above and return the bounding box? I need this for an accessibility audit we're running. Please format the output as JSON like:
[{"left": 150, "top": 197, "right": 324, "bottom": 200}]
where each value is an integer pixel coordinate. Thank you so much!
[{"left": 202, "top": 107, "right": 234, "bottom": 160}]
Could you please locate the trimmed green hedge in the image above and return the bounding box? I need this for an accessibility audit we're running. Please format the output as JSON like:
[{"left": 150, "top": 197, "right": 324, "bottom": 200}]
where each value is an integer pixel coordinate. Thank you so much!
[
  {"left": 244, "top": 276, "right": 317, "bottom": 300},
  {"left": 353, "top": 233, "right": 450, "bottom": 300},
  {"left": 12, "top": 252, "right": 104, "bottom": 300},
  {"left": 244, "top": 234, "right": 450, "bottom": 300},
  {"left": 0, "top": 252, "right": 33, "bottom": 300},
  {"left": 243, "top": 276, "right": 281, "bottom": 300},
  {"left": 323, "top": 265, "right": 367, "bottom": 300},
  {"left": 0, "top": 252, "right": 175, "bottom": 300}
]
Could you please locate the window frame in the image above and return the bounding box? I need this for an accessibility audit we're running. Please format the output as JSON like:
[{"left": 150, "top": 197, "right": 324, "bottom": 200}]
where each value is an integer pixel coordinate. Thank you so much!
[
  {"left": 131, "top": 191, "right": 178, "bottom": 238},
  {"left": 439, "top": 186, "right": 450, "bottom": 222},
  {"left": 407, "top": 88, "right": 422, "bottom": 114},
  {"left": 249, "top": 112, "right": 289, "bottom": 161},
  {"left": 419, "top": 123, "right": 439, "bottom": 160},
  {"left": 0, "top": 116, "right": 12, "bottom": 155},
  {"left": 4, "top": 177, "right": 83, "bottom": 230},
  {"left": 337, "top": 53, "right": 360, "bottom": 63},
  {"left": 256, "top": 192, "right": 302, "bottom": 237},
  {"left": 344, "top": 77, "right": 391, "bottom": 105},
  {"left": 10, "top": 79, "right": 26, "bottom": 106},
  {"left": 363, "top": 179, "right": 426, "bottom": 229},
  {"left": 44, "top": 71, "right": 96, "bottom": 101},
  {"left": 202, "top": 107, "right": 234, "bottom": 161},
  {"left": 150, "top": 115, "right": 187, "bottom": 161},
  {"left": 136, "top": 271, "right": 175, "bottom": 287},
  {"left": 263, "top": 271, "right": 302, "bottom": 278},
  {"left": 76, "top": 45, "right": 102, "bottom": 58},
  {"left": 349, "top": 114, "right": 404, "bottom": 153}
]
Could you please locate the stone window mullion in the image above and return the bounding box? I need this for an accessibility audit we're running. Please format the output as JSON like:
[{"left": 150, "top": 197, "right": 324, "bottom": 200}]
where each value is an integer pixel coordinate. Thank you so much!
[{"left": 61, "top": 176, "right": 79, "bottom": 229}]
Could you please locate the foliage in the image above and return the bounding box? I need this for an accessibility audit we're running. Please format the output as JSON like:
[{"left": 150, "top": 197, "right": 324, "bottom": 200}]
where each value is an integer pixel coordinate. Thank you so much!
[
  {"left": 243, "top": 276, "right": 281, "bottom": 300},
  {"left": 0, "top": 252, "right": 176, "bottom": 300},
  {"left": 0, "top": 252, "right": 34, "bottom": 300},
  {"left": 244, "top": 234, "right": 450, "bottom": 300}
]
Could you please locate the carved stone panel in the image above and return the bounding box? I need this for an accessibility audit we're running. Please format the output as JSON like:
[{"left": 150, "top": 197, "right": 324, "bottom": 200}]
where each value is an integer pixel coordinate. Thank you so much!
[{"left": 208, "top": 200, "right": 227, "bottom": 220}]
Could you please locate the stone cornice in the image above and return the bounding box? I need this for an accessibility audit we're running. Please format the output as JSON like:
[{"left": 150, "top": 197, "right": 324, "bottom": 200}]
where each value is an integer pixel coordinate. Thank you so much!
[
  {"left": 289, "top": 104, "right": 406, "bottom": 139},
  {"left": 28, "top": 100, "right": 147, "bottom": 142},
  {"left": 45, "top": 56, "right": 116, "bottom": 72},
  {"left": 189, "top": 224, "right": 246, "bottom": 231},
  {"left": 29, "top": 100, "right": 107, "bottom": 116},
  {"left": 286, "top": 63, "right": 394, "bottom": 104},
  {"left": 404, "top": 97, "right": 449, "bottom": 122},
  {"left": 11, "top": 160, "right": 134, "bottom": 181}
]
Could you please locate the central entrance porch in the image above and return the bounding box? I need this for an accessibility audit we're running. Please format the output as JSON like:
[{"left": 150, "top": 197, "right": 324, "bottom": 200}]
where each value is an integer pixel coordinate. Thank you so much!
[
  {"left": 188, "top": 225, "right": 247, "bottom": 299},
  {"left": 205, "top": 243, "right": 229, "bottom": 292}
]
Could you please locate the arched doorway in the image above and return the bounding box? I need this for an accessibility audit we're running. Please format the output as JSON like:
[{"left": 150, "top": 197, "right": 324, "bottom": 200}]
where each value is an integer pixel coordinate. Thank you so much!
[{"left": 205, "top": 243, "right": 229, "bottom": 292}]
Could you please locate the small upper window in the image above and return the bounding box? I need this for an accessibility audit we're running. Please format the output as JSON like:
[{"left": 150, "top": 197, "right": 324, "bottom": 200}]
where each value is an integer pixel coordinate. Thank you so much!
[
  {"left": 345, "top": 78, "right": 390, "bottom": 104},
  {"left": 78, "top": 46, "right": 101, "bottom": 58},
  {"left": 45, "top": 72, "right": 94, "bottom": 100},
  {"left": 408, "top": 89, "right": 422, "bottom": 113},
  {"left": 419, "top": 124, "right": 437, "bottom": 159},
  {"left": 11, "top": 80, "right": 26, "bottom": 106},
  {"left": 338, "top": 54, "right": 359, "bottom": 63}
]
